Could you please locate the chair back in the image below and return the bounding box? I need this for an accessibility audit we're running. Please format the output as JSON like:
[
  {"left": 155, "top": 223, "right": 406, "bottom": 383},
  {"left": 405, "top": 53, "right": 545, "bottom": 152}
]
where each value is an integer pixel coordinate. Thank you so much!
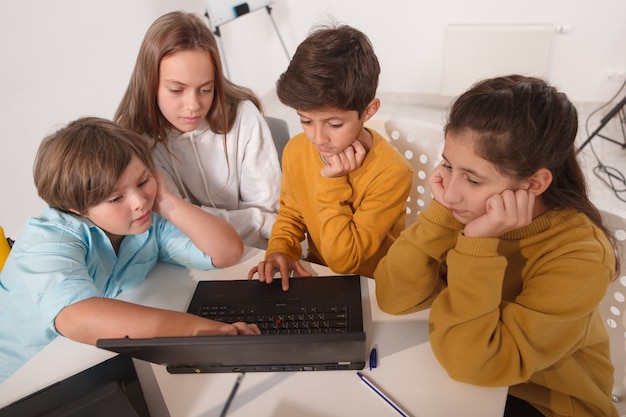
[
  {"left": 599, "top": 209, "right": 626, "bottom": 416},
  {"left": 384, "top": 117, "right": 444, "bottom": 227},
  {"left": 265, "top": 116, "right": 290, "bottom": 168}
]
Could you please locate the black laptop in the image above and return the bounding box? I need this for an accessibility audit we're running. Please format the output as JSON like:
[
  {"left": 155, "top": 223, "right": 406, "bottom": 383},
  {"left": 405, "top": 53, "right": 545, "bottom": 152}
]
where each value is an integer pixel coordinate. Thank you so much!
[
  {"left": 0, "top": 355, "right": 149, "bottom": 417},
  {"left": 97, "top": 275, "right": 366, "bottom": 373}
]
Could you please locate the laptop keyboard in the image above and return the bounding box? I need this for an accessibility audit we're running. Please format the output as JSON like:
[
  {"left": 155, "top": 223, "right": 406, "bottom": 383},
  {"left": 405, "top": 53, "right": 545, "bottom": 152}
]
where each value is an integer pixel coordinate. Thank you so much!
[{"left": 198, "top": 305, "right": 350, "bottom": 335}]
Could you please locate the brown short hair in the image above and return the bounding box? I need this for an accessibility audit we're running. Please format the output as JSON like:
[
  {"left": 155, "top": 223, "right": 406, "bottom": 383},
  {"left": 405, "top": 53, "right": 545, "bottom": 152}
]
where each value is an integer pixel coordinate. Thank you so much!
[
  {"left": 276, "top": 24, "right": 380, "bottom": 117},
  {"left": 33, "top": 117, "right": 156, "bottom": 214}
]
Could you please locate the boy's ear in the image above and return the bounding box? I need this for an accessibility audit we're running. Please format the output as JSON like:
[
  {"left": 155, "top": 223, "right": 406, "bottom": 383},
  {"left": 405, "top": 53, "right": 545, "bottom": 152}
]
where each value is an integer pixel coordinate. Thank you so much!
[
  {"left": 526, "top": 168, "right": 553, "bottom": 195},
  {"left": 361, "top": 98, "right": 380, "bottom": 123}
]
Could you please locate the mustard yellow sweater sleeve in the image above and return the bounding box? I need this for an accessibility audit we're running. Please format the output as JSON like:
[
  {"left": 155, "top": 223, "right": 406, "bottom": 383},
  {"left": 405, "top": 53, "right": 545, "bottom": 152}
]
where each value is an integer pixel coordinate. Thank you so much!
[
  {"left": 265, "top": 163, "right": 308, "bottom": 262},
  {"left": 375, "top": 200, "right": 463, "bottom": 313},
  {"left": 428, "top": 214, "right": 613, "bottom": 379}
]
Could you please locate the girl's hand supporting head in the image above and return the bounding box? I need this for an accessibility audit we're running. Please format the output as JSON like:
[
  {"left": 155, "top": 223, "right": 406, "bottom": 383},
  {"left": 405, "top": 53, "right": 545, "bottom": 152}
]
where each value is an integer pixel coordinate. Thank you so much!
[
  {"left": 463, "top": 189, "right": 536, "bottom": 238},
  {"left": 427, "top": 163, "right": 451, "bottom": 210}
]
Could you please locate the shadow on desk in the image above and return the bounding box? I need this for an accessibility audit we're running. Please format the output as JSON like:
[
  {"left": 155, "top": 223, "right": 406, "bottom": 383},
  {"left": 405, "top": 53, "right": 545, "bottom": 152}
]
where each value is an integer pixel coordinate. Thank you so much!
[{"left": 0, "top": 355, "right": 149, "bottom": 417}]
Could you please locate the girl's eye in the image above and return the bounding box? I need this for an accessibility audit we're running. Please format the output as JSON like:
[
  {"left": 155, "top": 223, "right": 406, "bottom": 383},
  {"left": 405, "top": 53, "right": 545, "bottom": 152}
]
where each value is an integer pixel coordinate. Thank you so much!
[
  {"left": 200, "top": 88, "right": 213, "bottom": 94},
  {"left": 107, "top": 195, "right": 123, "bottom": 204},
  {"left": 169, "top": 89, "right": 182, "bottom": 94},
  {"left": 466, "top": 177, "right": 480, "bottom": 185},
  {"left": 441, "top": 162, "right": 452, "bottom": 170}
]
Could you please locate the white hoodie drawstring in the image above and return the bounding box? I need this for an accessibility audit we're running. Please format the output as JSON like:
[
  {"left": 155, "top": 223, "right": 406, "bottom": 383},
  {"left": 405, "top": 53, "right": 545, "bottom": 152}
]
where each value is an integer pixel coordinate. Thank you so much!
[
  {"left": 189, "top": 130, "right": 217, "bottom": 208},
  {"left": 168, "top": 126, "right": 217, "bottom": 209}
]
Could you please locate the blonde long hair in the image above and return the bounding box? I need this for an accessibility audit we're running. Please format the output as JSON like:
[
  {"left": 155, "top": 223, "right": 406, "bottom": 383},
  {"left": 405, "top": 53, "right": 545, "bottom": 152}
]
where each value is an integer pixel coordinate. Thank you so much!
[{"left": 114, "top": 11, "right": 262, "bottom": 145}]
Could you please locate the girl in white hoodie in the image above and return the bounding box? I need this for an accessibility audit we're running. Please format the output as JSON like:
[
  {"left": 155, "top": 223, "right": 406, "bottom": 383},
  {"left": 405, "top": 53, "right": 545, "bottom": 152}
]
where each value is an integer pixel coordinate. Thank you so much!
[{"left": 115, "top": 11, "right": 280, "bottom": 249}]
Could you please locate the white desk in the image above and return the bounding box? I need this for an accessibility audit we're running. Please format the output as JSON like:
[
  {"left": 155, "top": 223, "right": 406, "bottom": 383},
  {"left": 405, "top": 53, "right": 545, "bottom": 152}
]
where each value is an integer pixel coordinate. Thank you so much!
[{"left": 0, "top": 247, "right": 507, "bottom": 417}]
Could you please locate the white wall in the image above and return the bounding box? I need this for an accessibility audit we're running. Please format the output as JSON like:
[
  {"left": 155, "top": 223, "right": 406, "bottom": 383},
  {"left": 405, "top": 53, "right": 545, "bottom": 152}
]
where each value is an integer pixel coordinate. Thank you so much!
[
  {"left": 0, "top": 0, "right": 206, "bottom": 238},
  {"left": 1, "top": 0, "right": 625, "bottom": 237},
  {"left": 221, "top": 0, "right": 626, "bottom": 100}
]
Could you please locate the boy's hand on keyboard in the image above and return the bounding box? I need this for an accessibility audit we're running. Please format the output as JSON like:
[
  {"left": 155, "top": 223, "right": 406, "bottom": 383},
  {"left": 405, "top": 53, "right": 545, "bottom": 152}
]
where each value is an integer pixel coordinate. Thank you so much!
[
  {"left": 231, "top": 322, "right": 261, "bottom": 335},
  {"left": 194, "top": 320, "right": 260, "bottom": 336},
  {"left": 248, "top": 252, "right": 312, "bottom": 291}
]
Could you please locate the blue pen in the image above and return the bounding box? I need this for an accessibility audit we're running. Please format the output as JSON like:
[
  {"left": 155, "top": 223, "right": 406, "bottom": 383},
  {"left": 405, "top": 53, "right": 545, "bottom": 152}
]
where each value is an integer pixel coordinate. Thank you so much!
[
  {"left": 369, "top": 346, "right": 378, "bottom": 370},
  {"left": 357, "top": 372, "right": 413, "bottom": 417}
]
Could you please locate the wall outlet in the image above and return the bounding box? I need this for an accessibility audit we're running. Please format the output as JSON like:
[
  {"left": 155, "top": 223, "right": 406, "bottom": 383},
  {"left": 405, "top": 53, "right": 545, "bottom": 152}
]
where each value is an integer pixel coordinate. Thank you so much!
[{"left": 602, "top": 70, "right": 626, "bottom": 82}]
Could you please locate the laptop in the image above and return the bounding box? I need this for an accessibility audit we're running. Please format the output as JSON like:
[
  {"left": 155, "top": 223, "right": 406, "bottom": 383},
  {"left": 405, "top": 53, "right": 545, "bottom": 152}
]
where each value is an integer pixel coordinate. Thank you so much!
[
  {"left": 0, "top": 355, "right": 149, "bottom": 417},
  {"left": 97, "top": 275, "right": 366, "bottom": 374}
]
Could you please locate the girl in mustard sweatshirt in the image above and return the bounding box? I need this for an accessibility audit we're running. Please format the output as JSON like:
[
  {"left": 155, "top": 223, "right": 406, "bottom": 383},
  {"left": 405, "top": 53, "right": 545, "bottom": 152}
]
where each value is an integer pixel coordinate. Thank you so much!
[{"left": 374, "top": 75, "right": 620, "bottom": 417}]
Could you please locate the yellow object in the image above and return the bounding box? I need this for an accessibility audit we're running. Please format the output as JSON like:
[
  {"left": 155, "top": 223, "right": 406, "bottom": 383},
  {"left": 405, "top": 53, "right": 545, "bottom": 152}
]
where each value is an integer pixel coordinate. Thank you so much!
[{"left": 0, "top": 226, "right": 11, "bottom": 271}]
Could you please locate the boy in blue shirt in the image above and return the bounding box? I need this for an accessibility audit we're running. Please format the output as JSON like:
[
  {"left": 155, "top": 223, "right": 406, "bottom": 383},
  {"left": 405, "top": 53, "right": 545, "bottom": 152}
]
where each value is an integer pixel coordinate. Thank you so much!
[{"left": 0, "top": 117, "right": 259, "bottom": 383}]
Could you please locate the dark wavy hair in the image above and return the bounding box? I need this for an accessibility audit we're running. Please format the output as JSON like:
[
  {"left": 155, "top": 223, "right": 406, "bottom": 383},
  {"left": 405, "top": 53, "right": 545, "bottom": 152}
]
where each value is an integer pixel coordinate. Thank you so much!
[{"left": 446, "top": 74, "right": 619, "bottom": 274}]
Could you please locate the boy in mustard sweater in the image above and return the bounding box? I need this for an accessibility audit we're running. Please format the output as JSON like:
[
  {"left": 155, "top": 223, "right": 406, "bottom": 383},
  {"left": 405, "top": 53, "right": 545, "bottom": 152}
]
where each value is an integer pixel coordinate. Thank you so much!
[
  {"left": 248, "top": 24, "right": 413, "bottom": 290},
  {"left": 375, "top": 75, "right": 620, "bottom": 417}
]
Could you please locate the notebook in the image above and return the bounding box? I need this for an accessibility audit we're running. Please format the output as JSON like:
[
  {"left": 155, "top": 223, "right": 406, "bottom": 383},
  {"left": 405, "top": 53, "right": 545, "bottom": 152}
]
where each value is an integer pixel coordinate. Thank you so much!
[{"left": 96, "top": 275, "right": 366, "bottom": 374}]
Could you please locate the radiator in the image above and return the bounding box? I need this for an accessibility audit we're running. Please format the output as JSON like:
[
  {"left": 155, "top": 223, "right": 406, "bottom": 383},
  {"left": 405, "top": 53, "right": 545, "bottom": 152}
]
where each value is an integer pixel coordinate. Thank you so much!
[{"left": 441, "top": 24, "right": 554, "bottom": 96}]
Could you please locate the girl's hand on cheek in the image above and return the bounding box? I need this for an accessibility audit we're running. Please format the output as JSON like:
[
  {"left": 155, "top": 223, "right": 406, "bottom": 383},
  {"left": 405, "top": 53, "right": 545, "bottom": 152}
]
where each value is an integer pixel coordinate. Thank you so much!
[
  {"left": 464, "top": 189, "right": 535, "bottom": 238},
  {"left": 427, "top": 164, "right": 451, "bottom": 209}
]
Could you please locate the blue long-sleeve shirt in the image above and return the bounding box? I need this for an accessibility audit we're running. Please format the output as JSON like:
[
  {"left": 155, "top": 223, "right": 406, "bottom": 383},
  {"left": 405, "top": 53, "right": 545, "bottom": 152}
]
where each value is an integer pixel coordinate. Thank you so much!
[{"left": 0, "top": 207, "right": 215, "bottom": 382}]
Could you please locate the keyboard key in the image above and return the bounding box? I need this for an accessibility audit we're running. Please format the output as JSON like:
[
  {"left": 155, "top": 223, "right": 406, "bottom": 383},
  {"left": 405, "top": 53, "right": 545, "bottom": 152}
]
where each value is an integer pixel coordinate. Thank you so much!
[{"left": 197, "top": 304, "right": 350, "bottom": 335}]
